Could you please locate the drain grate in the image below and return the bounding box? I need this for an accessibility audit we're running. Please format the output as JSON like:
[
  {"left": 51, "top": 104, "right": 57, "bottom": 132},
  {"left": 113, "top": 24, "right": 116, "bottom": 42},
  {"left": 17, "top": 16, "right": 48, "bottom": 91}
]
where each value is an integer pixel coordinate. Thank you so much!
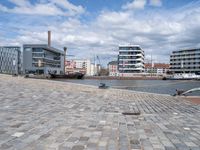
[{"left": 122, "top": 112, "right": 141, "bottom": 115}]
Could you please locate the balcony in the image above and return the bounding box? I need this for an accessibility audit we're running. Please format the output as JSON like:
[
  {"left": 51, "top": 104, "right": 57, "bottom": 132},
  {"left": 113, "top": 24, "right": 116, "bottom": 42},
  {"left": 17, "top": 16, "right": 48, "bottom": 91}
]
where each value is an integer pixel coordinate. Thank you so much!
[
  {"left": 170, "top": 60, "right": 200, "bottom": 64},
  {"left": 171, "top": 64, "right": 200, "bottom": 67},
  {"left": 119, "top": 67, "right": 143, "bottom": 70},
  {"left": 119, "top": 58, "right": 143, "bottom": 61},
  {"left": 171, "top": 51, "right": 200, "bottom": 56},
  {"left": 119, "top": 49, "right": 144, "bottom": 54},
  {"left": 119, "top": 54, "right": 144, "bottom": 58},
  {"left": 44, "top": 57, "right": 61, "bottom": 62},
  {"left": 170, "top": 55, "right": 200, "bottom": 59}
]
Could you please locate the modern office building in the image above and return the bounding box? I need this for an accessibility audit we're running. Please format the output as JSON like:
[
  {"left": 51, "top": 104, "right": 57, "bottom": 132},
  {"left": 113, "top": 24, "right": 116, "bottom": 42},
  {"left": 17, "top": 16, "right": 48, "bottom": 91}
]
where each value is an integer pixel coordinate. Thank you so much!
[
  {"left": 118, "top": 45, "right": 144, "bottom": 76},
  {"left": 23, "top": 44, "right": 65, "bottom": 75},
  {"left": 170, "top": 48, "right": 200, "bottom": 73},
  {"left": 65, "top": 59, "right": 91, "bottom": 75},
  {"left": 108, "top": 61, "right": 118, "bottom": 76},
  {"left": 0, "top": 46, "right": 22, "bottom": 75}
]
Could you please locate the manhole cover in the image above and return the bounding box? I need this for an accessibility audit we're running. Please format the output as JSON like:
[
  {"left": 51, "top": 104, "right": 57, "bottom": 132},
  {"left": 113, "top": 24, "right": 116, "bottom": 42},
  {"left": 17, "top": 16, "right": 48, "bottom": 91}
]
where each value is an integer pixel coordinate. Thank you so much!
[{"left": 122, "top": 112, "right": 140, "bottom": 115}]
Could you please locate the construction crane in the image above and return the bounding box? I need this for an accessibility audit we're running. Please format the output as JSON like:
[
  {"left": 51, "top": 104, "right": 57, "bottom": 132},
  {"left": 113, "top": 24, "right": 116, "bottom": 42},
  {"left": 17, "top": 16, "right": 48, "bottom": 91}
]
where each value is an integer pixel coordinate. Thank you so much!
[{"left": 96, "top": 55, "right": 101, "bottom": 76}]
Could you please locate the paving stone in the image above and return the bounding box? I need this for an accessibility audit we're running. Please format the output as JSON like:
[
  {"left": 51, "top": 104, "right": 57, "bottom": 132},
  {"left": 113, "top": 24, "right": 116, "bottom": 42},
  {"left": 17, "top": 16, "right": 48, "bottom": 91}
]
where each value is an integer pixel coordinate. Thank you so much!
[
  {"left": 72, "top": 145, "right": 85, "bottom": 150},
  {"left": 79, "top": 136, "right": 89, "bottom": 141},
  {"left": 0, "top": 75, "right": 199, "bottom": 150}
]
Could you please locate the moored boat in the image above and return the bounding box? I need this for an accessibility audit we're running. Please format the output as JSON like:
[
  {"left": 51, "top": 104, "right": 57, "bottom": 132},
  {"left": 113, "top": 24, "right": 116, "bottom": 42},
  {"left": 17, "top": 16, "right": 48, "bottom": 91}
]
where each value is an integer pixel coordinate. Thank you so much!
[
  {"left": 49, "top": 72, "right": 84, "bottom": 79},
  {"left": 164, "top": 73, "right": 200, "bottom": 80}
]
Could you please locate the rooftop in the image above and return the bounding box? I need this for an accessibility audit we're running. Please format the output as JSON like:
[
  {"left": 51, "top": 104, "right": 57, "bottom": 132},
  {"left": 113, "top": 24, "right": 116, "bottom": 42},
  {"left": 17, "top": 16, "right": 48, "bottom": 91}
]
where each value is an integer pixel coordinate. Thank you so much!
[
  {"left": 172, "top": 48, "right": 200, "bottom": 53},
  {"left": 23, "top": 44, "right": 65, "bottom": 54},
  {"left": 0, "top": 46, "right": 21, "bottom": 51},
  {"left": 119, "top": 44, "right": 140, "bottom": 47},
  {"left": 108, "top": 61, "right": 118, "bottom": 65}
]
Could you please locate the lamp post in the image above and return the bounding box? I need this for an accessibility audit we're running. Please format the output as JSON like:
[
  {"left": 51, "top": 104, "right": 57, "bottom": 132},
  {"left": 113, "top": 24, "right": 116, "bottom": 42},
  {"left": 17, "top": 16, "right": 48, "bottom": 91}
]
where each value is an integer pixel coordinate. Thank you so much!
[
  {"left": 64, "top": 47, "right": 67, "bottom": 75},
  {"left": 38, "top": 59, "right": 42, "bottom": 75},
  {"left": 12, "top": 59, "right": 16, "bottom": 76}
]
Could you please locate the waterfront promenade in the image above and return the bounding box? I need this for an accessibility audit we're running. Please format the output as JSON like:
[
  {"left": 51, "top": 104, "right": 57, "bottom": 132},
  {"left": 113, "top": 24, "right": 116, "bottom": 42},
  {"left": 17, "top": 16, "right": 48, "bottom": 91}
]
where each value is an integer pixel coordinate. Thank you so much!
[{"left": 0, "top": 75, "right": 199, "bottom": 150}]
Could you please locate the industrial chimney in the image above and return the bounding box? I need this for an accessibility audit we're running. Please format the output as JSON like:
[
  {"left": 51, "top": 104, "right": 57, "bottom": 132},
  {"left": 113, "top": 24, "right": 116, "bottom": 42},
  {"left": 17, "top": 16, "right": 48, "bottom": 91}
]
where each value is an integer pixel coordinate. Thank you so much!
[{"left": 48, "top": 31, "right": 51, "bottom": 47}]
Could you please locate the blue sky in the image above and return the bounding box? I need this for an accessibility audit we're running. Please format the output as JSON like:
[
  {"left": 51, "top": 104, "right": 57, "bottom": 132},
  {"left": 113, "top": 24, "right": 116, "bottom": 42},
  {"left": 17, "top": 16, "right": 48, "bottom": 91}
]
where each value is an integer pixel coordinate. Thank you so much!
[{"left": 0, "top": 0, "right": 200, "bottom": 65}]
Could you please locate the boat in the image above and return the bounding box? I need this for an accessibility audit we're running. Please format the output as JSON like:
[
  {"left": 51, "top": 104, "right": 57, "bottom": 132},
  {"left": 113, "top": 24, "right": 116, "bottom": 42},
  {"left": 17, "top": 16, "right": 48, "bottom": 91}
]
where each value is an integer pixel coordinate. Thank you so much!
[
  {"left": 164, "top": 73, "right": 200, "bottom": 80},
  {"left": 49, "top": 72, "right": 84, "bottom": 79},
  {"left": 24, "top": 72, "right": 84, "bottom": 79}
]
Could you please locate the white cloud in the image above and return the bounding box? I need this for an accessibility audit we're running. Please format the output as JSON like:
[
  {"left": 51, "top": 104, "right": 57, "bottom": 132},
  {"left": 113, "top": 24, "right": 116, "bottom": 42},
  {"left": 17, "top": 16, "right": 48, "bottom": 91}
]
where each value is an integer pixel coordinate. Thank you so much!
[
  {"left": 122, "top": 0, "right": 147, "bottom": 10},
  {"left": 149, "top": 0, "right": 162, "bottom": 7},
  {"left": 1, "top": 1, "right": 200, "bottom": 64},
  {"left": 0, "top": 4, "right": 8, "bottom": 11},
  {"left": 51, "top": 0, "right": 85, "bottom": 15},
  {"left": 0, "top": 0, "right": 85, "bottom": 16}
]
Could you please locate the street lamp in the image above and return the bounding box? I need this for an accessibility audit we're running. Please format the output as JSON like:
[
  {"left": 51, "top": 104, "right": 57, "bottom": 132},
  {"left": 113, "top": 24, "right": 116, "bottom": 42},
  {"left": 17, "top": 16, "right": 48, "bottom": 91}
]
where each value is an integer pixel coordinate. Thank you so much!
[
  {"left": 38, "top": 59, "right": 42, "bottom": 75},
  {"left": 12, "top": 59, "right": 16, "bottom": 76},
  {"left": 64, "top": 47, "right": 67, "bottom": 74}
]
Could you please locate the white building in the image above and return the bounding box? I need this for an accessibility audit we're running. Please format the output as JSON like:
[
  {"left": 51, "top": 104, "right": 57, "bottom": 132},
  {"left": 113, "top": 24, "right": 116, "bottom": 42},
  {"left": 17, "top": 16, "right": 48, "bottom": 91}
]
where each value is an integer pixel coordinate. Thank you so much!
[
  {"left": 145, "top": 63, "right": 170, "bottom": 75},
  {"left": 118, "top": 44, "right": 144, "bottom": 77},
  {"left": 90, "top": 63, "right": 101, "bottom": 76},
  {"left": 90, "top": 63, "right": 95, "bottom": 76},
  {"left": 65, "top": 59, "right": 91, "bottom": 75},
  {"left": 170, "top": 48, "right": 200, "bottom": 73},
  {"left": 108, "top": 61, "right": 118, "bottom": 76}
]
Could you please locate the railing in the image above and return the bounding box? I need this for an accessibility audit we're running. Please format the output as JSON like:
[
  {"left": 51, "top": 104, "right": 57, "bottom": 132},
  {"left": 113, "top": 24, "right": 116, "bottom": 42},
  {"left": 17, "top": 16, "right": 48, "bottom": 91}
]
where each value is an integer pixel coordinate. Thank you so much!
[
  {"left": 171, "top": 51, "right": 200, "bottom": 56},
  {"left": 119, "top": 54, "right": 144, "bottom": 58},
  {"left": 170, "top": 64, "right": 200, "bottom": 67},
  {"left": 118, "top": 63, "right": 143, "bottom": 66},
  {"left": 44, "top": 57, "right": 61, "bottom": 61},
  {"left": 170, "top": 55, "right": 200, "bottom": 59},
  {"left": 119, "top": 58, "right": 143, "bottom": 61},
  {"left": 170, "top": 60, "right": 200, "bottom": 63},
  {"left": 119, "top": 68, "right": 143, "bottom": 70},
  {"left": 119, "top": 49, "right": 144, "bottom": 54}
]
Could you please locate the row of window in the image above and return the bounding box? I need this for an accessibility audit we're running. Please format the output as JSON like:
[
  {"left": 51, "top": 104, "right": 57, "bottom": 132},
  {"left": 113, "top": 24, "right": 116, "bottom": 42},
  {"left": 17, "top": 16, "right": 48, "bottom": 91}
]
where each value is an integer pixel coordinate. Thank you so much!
[
  {"left": 119, "top": 52, "right": 143, "bottom": 55},
  {"left": 119, "top": 47, "right": 141, "bottom": 50},
  {"left": 32, "top": 48, "right": 44, "bottom": 52},
  {"left": 32, "top": 55, "right": 61, "bottom": 61},
  {"left": 119, "top": 70, "right": 143, "bottom": 73},
  {"left": 171, "top": 62, "right": 200, "bottom": 64},
  {"left": 171, "top": 53, "right": 200, "bottom": 57},
  {"left": 173, "top": 49, "right": 200, "bottom": 53},
  {"left": 170, "top": 67, "right": 200, "bottom": 69},
  {"left": 32, "top": 63, "right": 61, "bottom": 68},
  {"left": 118, "top": 56, "right": 143, "bottom": 59},
  {"left": 170, "top": 58, "right": 200, "bottom": 61},
  {"left": 119, "top": 61, "right": 143, "bottom": 64},
  {"left": 0, "top": 47, "right": 20, "bottom": 51},
  {"left": 118, "top": 65, "right": 144, "bottom": 68}
]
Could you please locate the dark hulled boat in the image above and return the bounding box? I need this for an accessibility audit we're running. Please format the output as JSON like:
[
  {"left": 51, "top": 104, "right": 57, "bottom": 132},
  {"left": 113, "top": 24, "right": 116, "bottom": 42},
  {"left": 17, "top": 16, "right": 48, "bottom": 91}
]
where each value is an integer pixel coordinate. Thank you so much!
[{"left": 49, "top": 72, "right": 84, "bottom": 79}]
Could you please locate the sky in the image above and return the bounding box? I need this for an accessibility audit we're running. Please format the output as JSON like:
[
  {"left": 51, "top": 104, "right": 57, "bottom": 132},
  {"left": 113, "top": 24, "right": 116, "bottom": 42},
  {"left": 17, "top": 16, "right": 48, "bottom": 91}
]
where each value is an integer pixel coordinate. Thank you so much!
[{"left": 0, "top": 0, "right": 200, "bottom": 65}]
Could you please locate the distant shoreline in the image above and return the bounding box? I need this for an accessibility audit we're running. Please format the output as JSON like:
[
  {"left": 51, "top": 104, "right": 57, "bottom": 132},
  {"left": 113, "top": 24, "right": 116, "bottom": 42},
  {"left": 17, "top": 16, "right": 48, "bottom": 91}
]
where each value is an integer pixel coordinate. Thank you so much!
[{"left": 84, "top": 76, "right": 163, "bottom": 80}]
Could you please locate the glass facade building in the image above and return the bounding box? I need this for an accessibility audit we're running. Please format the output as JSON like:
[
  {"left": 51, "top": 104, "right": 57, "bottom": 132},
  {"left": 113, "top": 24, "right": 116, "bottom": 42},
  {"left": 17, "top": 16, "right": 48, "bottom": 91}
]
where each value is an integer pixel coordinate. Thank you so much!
[
  {"left": 23, "top": 44, "right": 65, "bottom": 75},
  {"left": 118, "top": 45, "right": 144, "bottom": 74},
  {"left": 0, "top": 46, "right": 22, "bottom": 75},
  {"left": 170, "top": 48, "right": 200, "bottom": 73}
]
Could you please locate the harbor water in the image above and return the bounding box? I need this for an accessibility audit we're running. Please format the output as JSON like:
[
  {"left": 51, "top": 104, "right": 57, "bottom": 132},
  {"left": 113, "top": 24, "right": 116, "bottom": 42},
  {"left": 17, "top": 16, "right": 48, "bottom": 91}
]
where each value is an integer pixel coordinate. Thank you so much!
[{"left": 56, "top": 79, "right": 200, "bottom": 96}]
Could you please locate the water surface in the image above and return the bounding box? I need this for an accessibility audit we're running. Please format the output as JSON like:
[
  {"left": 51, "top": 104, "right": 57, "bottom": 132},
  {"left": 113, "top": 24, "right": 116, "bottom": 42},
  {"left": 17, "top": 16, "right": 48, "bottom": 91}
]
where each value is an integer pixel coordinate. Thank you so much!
[{"left": 56, "top": 79, "right": 200, "bottom": 96}]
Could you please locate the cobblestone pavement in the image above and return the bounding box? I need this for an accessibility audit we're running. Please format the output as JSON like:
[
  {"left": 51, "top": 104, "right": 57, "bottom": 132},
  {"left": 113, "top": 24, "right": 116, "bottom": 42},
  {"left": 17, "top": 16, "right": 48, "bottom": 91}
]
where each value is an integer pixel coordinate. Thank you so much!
[{"left": 0, "top": 75, "right": 200, "bottom": 150}]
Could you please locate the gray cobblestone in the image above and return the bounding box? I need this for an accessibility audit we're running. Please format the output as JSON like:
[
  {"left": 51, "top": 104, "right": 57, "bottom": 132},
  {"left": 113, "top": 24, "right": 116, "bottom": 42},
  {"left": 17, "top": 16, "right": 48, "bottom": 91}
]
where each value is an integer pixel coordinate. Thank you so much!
[{"left": 0, "top": 75, "right": 199, "bottom": 150}]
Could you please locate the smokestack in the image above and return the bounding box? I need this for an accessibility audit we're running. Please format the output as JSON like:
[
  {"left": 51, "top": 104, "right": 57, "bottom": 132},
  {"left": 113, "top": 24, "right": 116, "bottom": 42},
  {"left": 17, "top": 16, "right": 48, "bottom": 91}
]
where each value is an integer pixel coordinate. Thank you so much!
[{"left": 48, "top": 31, "right": 51, "bottom": 47}]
